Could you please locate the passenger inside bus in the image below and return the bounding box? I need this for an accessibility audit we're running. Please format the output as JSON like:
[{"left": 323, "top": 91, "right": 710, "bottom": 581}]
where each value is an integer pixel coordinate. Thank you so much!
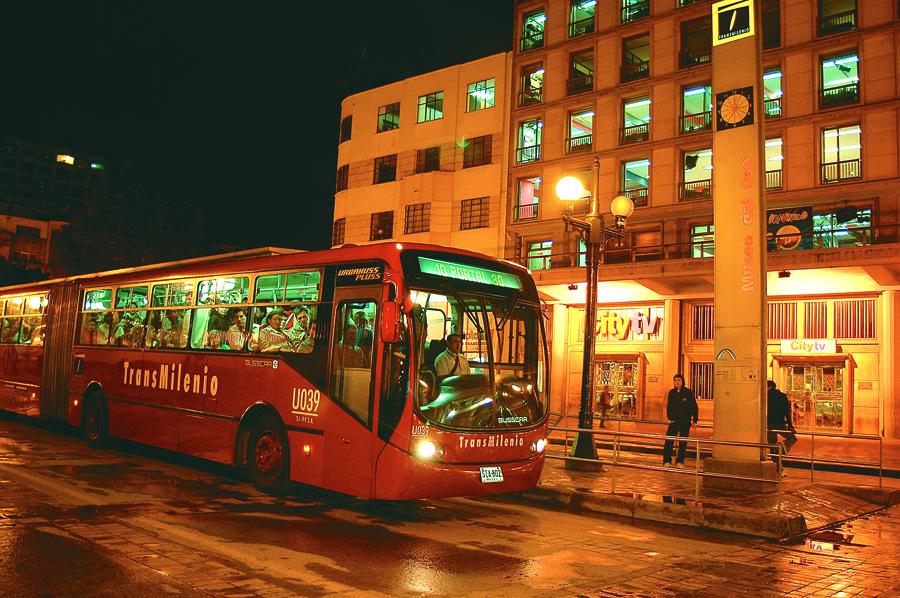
[
  {"left": 225, "top": 308, "right": 249, "bottom": 350},
  {"left": 257, "top": 310, "right": 292, "bottom": 353}
]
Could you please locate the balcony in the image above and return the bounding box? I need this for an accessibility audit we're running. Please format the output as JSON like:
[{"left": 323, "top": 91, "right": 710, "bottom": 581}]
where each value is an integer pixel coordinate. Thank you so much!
[
  {"left": 518, "top": 88, "right": 543, "bottom": 107},
  {"left": 818, "top": 10, "right": 857, "bottom": 37},
  {"left": 820, "top": 159, "right": 861, "bottom": 184},
  {"left": 620, "top": 59, "right": 649, "bottom": 83},
  {"left": 682, "top": 179, "right": 712, "bottom": 200},
  {"left": 569, "top": 17, "right": 594, "bottom": 37},
  {"left": 680, "top": 111, "right": 712, "bottom": 133},
  {"left": 679, "top": 48, "right": 711, "bottom": 69},
  {"left": 624, "top": 187, "right": 648, "bottom": 207},
  {"left": 516, "top": 145, "right": 541, "bottom": 164},
  {"left": 565, "top": 135, "right": 593, "bottom": 154},
  {"left": 567, "top": 74, "right": 593, "bottom": 95},
  {"left": 622, "top": 123, "right": 650, "bottom": 144},
  {"left": 621, "top": 0, "right": 650, "bottom": 23},
  {"left": 520, "top": 31, "right": 544, "bottom": 52},
  {"left": 514, "top": 202, "right": 539, "bottom": 221},
  {"left": 820, "top": 83, "right": 860, "bottom": 109},
  {"left": 766, "top": 169, "right": 782, "bottom": 190},
  {"left": 764, "top": 97, "right": 782, "bottom": 118}
]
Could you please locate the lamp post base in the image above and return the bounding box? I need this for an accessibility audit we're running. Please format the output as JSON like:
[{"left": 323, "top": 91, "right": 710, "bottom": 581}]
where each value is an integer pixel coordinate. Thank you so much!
[{"left": 565, "top": 431, "right": 603, "bottom": 471}]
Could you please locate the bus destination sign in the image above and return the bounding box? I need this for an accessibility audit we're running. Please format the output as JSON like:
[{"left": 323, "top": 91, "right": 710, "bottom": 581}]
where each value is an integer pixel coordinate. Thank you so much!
[{"left": 418, "top": 257, "right": 522, "bottom": 290}]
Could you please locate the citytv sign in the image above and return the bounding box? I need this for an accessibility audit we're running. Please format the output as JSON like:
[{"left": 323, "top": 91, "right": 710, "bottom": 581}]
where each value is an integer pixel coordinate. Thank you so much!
[{"left": 595, "top": 308, "right": 662, "bottom": 341}]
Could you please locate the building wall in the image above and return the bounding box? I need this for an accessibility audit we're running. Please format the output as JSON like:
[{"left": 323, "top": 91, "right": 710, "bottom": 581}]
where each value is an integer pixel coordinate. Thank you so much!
[
  {"left": 0, "top": 215, "right": 65, "bottom": 272},
  {"left": 332, "top": 53, "right": 512, "bottom": 258}
]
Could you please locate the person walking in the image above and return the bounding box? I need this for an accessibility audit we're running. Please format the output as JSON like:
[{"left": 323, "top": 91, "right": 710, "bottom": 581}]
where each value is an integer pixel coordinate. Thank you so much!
[
  {"left": 767, "top": 380, "right": 797, "bottom": 476},
  {"left": 662, "top": 373, "right": 698, "bottom": 468}
]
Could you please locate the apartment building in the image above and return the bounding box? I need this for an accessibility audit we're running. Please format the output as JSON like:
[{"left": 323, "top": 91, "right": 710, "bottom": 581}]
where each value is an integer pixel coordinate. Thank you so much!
[
  {"left": 332, "top": 53, "right": 512, "bottom": 257},
  {"left": 507, "top": 0, "right": 900, "bottom": 439}
]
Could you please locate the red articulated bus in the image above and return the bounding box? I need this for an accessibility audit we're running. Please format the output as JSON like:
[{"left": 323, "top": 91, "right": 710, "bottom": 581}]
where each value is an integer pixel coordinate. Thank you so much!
[{"left": 0, "top": 243, "right": 549, "bottom": 499}]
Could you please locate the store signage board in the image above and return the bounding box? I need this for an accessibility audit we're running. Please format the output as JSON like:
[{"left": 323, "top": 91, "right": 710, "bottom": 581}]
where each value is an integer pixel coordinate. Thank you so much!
[
  {"left": 712, "top": 0, "right": 755, "bottom": 46},
  {"left": 780, "top": 340, "right": 837, "bottom": 354}
]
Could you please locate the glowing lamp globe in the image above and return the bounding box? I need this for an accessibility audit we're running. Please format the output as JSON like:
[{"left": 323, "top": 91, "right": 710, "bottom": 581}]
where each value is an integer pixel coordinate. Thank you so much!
[
  {"left": 610, "top": 195, "right": 635, "bottom": 219},
  {"left": 556, "top": 176, "right": 587, "bottom": 201}
]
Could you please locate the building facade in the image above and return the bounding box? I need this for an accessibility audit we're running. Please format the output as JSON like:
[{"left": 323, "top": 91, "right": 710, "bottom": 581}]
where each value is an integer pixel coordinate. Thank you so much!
[
  {"left": 332, "top": 53, "right": 512, "bottom": 257},
  {"left": 506, "top": 0, "right": 900, "bottom": 440}
]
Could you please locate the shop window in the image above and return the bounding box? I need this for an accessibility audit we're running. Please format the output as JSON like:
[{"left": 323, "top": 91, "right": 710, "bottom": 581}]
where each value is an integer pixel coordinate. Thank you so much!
[
  {"left": 679, "top": 17, "right": 711, "bottom": 69},
  {"left": 765, "top": 138, "right": 783, "bottom": 190},
  {"left": 521, "top": 9, "right": 546, "bottom": 52},
  {"left": 690, "top": 362, "right": 714, "bottom": 400},
  {"left": 415, "top": 146, "right": 440, "bottom": 174},
  {"left": 460, "top": 197, "right": 489, "bottom": 230},
  {"left": 621, "top": 34, "right": 650, "bottom": 82},
  {"left": 820, "top": 52, "right": 860, "bottom": 108},
  {"left": 818, "top": 0, "right": 857, "bottom": 36},
  {"left": 516, "top": 119, "right": 543, "bottom": 164},
  {"left": 821, "top": 125, "right": 861, "bottom": 183},
  {"left": 763, "top": 69, "right": 783, "bottom": 118},
  {"left": 519, "top": 64, "right": 544, "bottom": 106},
  {"left": 566, "top": 109, "right": 594, "bottom": 154},
  {"left": 568, "top": 49, "right": 594, "bottom": 95},
  {"left": 404, "top": 203, "right": 431, "bottom": 235},
  {"left": 814, "top": 207, "right": 870, "bottom": 248},
  {"left": 377, "top": 102, "right": 400, "bottom": 132},
  {"left": 691, "top": 224, "right": 714, "bottom": 258},
  {"left": 467, "top": 78, "right": 495, "bottom": 112},
  {"left": 784, "top": 364, "right": 844, "bottom": 431},
  {"left": 768, "top": 302, "right": 798, "bottom": 339},
  {"left": 804, "top": 301, "right": 828, "bottom": 338},
  {"left": 691, "top": 304, "right": 714, "bottom": 340},
  {"left": 622, "top": 97, "right": 650, "bottom": 144},
  {"left": 682, "top": 149, "right": 712, "bottom": 200},
  {"left": 370, "top": 211, "right": 393, "bottom": 241},
  {"left": 526, "top": 240, "right": 552, "bottom": 271},
  {"left": 681, "top": 84, "right": 712, "bottom": 133},
  {"left": 569, "top": 0, "right": 596, "bottom": 37},
  {"left": 834, "top": 298, "right": 875, "bottom": 338},
  {"left": 463, "top": 135, "right": 492, "bottom": 168},
  {"left": 332, "top": 218, "right": 346, "bottom": 246},
  {"left": 417, "top": 91, "right": 444, "bottom": 123},
  {"left": 622, "top": 159, "right": 650, "bottom": 207},
  {"left": 373, "top": 154, "right": 397, "bottom": 184},
  {"left": 596, "top": 360, "right": 639, "bottom": 419},
  {"left": 515, "top": 177, "right": 541, "bottom": 221}
]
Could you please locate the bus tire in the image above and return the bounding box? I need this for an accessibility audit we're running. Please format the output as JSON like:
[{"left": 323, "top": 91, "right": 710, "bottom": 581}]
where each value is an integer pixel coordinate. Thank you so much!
[
  {"left": 247, "top": 414, "right": 291, "bottom": 495},
  {"left": 82, "top": 393, "right": 108, "bottom": 448}
]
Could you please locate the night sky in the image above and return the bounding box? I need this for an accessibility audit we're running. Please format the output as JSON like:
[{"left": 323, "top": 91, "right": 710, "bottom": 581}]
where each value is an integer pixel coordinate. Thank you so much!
[{"left": 0, "top": 2, "right": 513, "bottom": 252}]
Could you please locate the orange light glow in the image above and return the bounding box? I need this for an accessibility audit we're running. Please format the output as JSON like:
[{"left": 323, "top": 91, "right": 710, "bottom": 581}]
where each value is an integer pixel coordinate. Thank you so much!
[
  {"left": 303, "top": 444, "right": 312, "bottom": 456},
  {"left": 56, "top": 154, "right": 75, "bottom": 165}
]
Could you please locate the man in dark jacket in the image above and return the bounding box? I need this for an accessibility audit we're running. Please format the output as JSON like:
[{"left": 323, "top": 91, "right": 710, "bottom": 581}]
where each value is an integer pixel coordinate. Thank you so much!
[
  {"left": 767, "top": 380, "right": 797, "bottom": 474},
  {"left": 663, "top": 373, "right": 698, "bottom": 468}
]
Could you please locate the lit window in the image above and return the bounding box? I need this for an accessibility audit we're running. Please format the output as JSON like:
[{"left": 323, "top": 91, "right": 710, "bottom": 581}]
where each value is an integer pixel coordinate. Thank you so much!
[
  {"left": 763, "top": 69, "right": 783, "bottom": 117},
  {"left": 821, "top": 125, "right": 861, "bottom": 183},
  {"left": 622, "top": 97, "right": 651, "bottom": 143},
  {"left": 417, "top": 91, "right": 444, "bottom": 123},
  {"left": 519, "top": 65, "right": 544, "bottom": 106},
  {"left": 377, "top": 103, "right": 400, "bottom": 132},
  {"left": 622, "top": 159, "right": 650, "bottom": 206},
  {"left": 765, "top": 138, "right": 783, "bottom": 189},
  {"left": 691, "top": 224, "right": 714, "bottom": 258},
  {"left": 56, "top": 154, "right": 74, "bottom": 165},
  {"left": 516, "top": 119, "right": 543, "bottom": 164},
  {"left": 681, "top": 85, "right": 712, "bottom": 133},
  {"left": 820, "top": 52, "right": 860, "bottom": 108},
  {"left": 466, "top": 79, "right": 495, "bottom": 112},
  {"left": 521, "top": 10, "right": 545, "bottom": 52},
  {"left": 526, "top": 240, "right": 552, "bottom": 271},
  {"left": 566, "top": 109, "right": 594, "bottom": 154},
  {"left": 90, "top": 162, "right": 104, "bottom": 170},
  {"left": 569, "top": 0, "right": 596, "bottom": 37}
]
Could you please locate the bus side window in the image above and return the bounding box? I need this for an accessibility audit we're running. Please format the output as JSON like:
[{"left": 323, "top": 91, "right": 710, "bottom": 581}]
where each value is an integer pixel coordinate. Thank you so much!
[{"left": 329, "top": 300, "right": 377, "bottom": 424}]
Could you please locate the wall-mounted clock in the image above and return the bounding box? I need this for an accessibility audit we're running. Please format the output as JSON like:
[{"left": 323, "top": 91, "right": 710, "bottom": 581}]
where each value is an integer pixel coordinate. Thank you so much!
[{"left": 715, "top": 86, "right": 755, "bottom": 131}]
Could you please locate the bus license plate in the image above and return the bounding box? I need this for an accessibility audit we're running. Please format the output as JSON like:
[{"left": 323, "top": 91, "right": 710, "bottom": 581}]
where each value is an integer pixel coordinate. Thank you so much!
[{"left": 480, "top": 466, "right": 503, "bottom": 483}]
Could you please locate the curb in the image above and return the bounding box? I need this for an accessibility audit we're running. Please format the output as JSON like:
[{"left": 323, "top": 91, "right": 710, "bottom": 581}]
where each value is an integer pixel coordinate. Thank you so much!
[
  {"left": 821, "top": 484, "right": 900, "bottom": 508},
  {"left": 509, "top": 486, "right": 807, "bottom": 539}
]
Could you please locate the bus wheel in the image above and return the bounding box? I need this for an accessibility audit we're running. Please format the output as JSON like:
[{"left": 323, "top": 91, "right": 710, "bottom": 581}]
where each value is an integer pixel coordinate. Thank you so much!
[
  {"left": 247, "top": 415, "right": 291, "bottom": 495},
  {"left": 82, "top": 393, "right": 108, "bottom": 448}
]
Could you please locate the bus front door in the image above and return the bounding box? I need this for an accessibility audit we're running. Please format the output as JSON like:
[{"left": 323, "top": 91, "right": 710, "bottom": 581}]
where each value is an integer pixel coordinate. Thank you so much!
[{"left": 324, "top": 292, "right": 380, "bottom": 497}]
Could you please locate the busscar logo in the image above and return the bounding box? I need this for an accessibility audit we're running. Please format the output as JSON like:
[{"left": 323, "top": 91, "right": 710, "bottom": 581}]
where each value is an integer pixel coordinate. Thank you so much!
[
  {"left": 497, "top": 416, "right": 529, "bottom": 425},
  {"left": 337, "top": 266, "right": 382, "bottom": 282}
]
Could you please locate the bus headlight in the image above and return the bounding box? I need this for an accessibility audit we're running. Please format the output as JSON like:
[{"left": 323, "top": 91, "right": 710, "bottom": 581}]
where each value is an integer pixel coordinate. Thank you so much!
[
  {"left": 531, "top": 438, "right": 547, "bottom": 453},
  {"left": 416, "top": 440, "right": 437, "bottom": 459}
]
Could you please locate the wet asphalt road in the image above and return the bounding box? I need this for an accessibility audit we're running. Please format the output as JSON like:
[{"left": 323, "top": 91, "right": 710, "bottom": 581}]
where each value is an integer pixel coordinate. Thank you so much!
[{"left": 0, "top": 415, "right": 898, "bottom": 597}]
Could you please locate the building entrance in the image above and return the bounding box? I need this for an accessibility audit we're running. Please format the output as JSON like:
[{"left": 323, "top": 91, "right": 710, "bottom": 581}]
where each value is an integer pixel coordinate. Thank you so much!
[
  {"left": 784, "top": 364, "right": 844, "bottom": 431},
  {"left": 594, "top": 359, "right": 639, "bottom": 419}
]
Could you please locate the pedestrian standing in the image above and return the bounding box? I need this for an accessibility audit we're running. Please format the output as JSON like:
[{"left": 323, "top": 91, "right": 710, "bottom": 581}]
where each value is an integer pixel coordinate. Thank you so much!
[
  {"left": 662, "top": 373, "right": 698, "bottom": 468},
  {"left": 767, "top": 380, "right": 797, "bottom": 476},
  {"left": 597, "top": 385, "right": 611, "bottom": 428}
]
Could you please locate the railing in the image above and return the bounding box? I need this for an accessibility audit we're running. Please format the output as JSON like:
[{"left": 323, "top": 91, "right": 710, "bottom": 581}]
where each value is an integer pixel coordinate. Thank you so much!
[
  {"left": 764, "top": 97, "right": 782, "bottom": 117},
  {"left": 621, "top": 0, "right": 650, "bottom": 23},
  {"left": 520, "top": 31, "right": 544, "bottom": 52},
  {"left": 620, "top": 59, "right": 649, "bottom": 82},
  {"left": 766, "top": 169, "right": 782, "bottom": 190},
  {"left": 621, "top": 123, "right": 650, "bottom": 144},
  {"left": 818, "top": 9, "right": 857, "bottom": 36},
  {"left": 526, "top": 253, "right": 552, "bottom": 270},
  {"left": 679, "top": 48, "right": 711, "bottom": 69},
  {"left": 550, "top": 424, "right": 785, "bottom": 508},
  {"left": 516, "top": 144, "right": 541, "bottom": 164},
  {"left": 682, "top": 179, "right": 712, "bottom": 200},
  {"left": 773, "top": 428, "right": 884, "bottom": 488},
  {"left": 820, "top": 83, "right": 860, "bottom": 108},
  {"left": 569, "top": 16, "right": 594, "bottom": 37},
  {"left": 513, "top": 202, "right": 539, "bottom": 221},
  {"left": 565, "top": 135, "right": 593, "bottom": 154},
  {"left": 624, "top": 187, "right": 648, "bottom": 207},
  {"left": 518, "top": 87, "right": 543, "bottom": 107},
  {"left": 680, "top": 111, "right": 711, "bottom": 133},
  {"left": 567, "top": 74, "right": 593, "bottom": 95},
  {"left": 820, "top": 159, "right": 861, "bottom": 183}
]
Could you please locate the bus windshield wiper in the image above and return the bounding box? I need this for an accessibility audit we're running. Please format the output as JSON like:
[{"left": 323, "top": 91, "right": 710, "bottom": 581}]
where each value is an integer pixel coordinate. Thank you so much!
[{"left": 442, "top": 283, "right": 482, "bottom": 333}]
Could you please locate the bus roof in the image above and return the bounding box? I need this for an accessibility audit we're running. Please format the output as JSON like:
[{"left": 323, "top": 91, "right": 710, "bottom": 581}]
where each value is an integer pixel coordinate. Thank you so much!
[{"left": 0, "top": 243, "right": 529, "bottom": 295}]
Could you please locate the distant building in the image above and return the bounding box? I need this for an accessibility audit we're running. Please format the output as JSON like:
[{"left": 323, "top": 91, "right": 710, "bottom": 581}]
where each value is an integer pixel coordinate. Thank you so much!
[
  {"left": 0, "top": 138, "right": 108, "bottom": 272},
  {"left": 332, "top": 53, "right": 512, "bottom": 257}
]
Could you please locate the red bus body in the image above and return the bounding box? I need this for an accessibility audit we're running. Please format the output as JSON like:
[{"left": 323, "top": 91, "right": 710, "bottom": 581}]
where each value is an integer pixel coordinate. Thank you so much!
[{"left": 0, "top": 243, "right": 549, "bottom": 499}]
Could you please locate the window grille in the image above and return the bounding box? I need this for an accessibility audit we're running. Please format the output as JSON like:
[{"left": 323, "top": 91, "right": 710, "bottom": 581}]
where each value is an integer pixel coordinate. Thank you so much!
[
  {"left": 403, "top": 203, "right": 431, "bottom": 234},
  {"left": 692, "top": 304, "right": 714, "bottom": 340},
  {"left": 460, "top": 197, "right": 489, "bottom": 230},
  {"left": 768, "top": 302, "right": 798, "bottom": 339},
  {"left": 804, "top": 301, "right": 828, "bottom": 338},
  {"left": 691, "top": 362, "right": 714, "bottom": 400},
  {"left": 834, "top": 298, "right": 875, "bottom": 338}
]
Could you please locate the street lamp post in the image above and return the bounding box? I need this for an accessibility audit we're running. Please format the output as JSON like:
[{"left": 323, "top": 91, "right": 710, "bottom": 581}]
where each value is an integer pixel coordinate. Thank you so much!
[{"left": 556, "top": 157, "right": 634, "bottom": 460}]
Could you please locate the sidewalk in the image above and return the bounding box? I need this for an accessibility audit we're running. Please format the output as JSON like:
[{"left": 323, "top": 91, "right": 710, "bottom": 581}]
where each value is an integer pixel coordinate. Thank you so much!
[{"left": 512, "top": 447, "right": 900, "bottom": 539}]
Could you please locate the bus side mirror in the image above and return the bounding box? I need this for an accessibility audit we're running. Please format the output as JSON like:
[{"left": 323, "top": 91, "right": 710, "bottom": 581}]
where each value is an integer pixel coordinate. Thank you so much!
[{"left": 381, "top": 301, "right": 400, "bottom": 343}]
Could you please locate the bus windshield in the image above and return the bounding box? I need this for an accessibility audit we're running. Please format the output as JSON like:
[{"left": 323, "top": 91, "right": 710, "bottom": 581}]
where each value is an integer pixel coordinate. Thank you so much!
[{"left": 410, "top": 288, "right": 548, "bottom": 430}]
